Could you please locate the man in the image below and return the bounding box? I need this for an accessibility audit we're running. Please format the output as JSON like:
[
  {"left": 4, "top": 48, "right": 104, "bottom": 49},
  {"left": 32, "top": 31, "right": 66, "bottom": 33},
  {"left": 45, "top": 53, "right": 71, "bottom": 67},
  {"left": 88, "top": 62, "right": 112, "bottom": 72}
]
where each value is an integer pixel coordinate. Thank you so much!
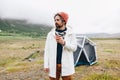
[{"left": 44, "top": 12, "right": 77, "bottom": 80}]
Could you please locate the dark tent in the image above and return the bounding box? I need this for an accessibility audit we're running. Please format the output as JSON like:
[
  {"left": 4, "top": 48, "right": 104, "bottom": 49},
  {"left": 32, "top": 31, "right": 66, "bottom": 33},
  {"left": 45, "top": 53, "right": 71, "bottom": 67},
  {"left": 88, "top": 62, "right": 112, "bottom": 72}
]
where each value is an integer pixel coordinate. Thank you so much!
[{"left": 73, "top": 36, "right": 97, "bottom": 67}]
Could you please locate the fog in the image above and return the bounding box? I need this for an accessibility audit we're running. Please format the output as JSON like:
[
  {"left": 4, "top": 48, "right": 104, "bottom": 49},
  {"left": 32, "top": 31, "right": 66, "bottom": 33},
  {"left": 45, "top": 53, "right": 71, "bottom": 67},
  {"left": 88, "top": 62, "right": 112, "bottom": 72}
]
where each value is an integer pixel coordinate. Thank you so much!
[{"left": 0, "top": 0, "right": 120, "bottom": 34}]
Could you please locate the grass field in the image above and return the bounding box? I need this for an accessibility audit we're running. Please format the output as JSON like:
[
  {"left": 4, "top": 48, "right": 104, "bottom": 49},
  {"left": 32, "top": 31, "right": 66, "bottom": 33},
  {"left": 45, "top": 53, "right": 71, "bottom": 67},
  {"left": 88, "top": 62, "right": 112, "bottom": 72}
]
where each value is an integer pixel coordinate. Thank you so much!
[{"left": 0, "top": 36, "right": 120, "bottom": 80}]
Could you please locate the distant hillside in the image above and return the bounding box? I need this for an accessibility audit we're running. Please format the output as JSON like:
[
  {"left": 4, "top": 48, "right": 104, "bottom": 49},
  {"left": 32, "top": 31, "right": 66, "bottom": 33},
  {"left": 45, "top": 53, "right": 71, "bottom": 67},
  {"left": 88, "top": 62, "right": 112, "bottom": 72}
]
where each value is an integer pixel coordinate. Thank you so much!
[
  {"left": 76, "top": 33, "right": 120, "bottom": 38},
  {"left": 0, "top": 18, "right": 52, "bottom": 37}
]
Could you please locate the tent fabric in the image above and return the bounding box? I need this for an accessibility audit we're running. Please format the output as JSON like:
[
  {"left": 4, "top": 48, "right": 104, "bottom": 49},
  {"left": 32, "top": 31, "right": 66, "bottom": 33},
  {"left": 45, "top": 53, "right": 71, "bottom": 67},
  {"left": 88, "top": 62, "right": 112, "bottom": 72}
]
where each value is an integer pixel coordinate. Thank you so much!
[{"left": 73, "top": 36, "right": 97, "bottom": 67}]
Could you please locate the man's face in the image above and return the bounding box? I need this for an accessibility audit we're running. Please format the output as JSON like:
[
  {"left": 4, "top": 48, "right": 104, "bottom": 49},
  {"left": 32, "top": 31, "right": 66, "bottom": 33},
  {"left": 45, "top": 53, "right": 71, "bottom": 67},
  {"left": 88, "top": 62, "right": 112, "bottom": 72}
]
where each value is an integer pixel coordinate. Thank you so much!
[{"left": 54, "top": 15, "right": 64, "bottom": 29}]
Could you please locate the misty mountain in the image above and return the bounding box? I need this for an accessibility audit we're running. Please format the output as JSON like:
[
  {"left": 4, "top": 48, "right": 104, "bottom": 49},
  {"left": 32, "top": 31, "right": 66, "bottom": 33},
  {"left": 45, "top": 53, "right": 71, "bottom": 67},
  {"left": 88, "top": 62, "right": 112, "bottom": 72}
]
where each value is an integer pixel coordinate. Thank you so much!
[
  {"left": 0, "top": 18, "right": 52, "bottom": 37},
  {"left": 0, "top": 18, "right": 119, "bottom": 38},
  {"left": 76, "top": 33, "right": 120, "bottom": 38}
]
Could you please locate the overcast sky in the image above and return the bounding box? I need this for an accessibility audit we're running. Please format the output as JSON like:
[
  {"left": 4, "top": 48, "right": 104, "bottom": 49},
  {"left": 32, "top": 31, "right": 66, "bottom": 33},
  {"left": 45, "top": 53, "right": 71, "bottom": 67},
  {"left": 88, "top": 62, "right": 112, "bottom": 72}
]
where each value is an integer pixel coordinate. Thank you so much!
[{"left": 0, "top": 0, "right": 120, "bottom": 34}]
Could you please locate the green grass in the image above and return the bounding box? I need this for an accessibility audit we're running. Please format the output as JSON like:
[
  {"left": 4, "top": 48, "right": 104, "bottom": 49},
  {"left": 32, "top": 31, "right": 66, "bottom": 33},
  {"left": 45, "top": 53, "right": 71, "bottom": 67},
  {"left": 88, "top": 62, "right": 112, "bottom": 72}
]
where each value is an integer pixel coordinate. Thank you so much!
[
  {"left": 6, "top": 66, "right": 26, "bottom": 72},
  {"left": 104, "top": 49, "right": 113, "bottom": 53},
  {"left": 104, "top": 60, "right": 120, "bottom": 68},
  {"left": 5, "top": 61, "right": 33, "bottom": 72},
  {"left": 0, "top": 35, "right": 33, "bottom": 44},
  {"left": 36, "top": 60, "right": 44, "bottom": 64},
  {"left": 0, "top": 57, "right": 21, "bottom": 67},
  {"left": 83, "top": 73, "right": 119, "bottom": 80}
]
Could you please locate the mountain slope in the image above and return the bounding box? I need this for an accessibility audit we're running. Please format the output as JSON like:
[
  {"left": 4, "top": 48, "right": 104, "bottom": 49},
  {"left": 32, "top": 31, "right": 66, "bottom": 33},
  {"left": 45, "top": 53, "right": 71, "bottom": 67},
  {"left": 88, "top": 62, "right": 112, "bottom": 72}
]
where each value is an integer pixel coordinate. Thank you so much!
[{"left": 0, "top": 18, "right": 52, "bottom": 37}]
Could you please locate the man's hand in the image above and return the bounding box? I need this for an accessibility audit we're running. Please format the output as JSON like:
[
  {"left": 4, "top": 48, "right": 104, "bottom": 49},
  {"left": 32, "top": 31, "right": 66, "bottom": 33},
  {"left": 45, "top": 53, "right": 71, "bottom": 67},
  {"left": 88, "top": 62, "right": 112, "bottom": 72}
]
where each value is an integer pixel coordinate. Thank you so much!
[
  {"left": 55, "top": 35, "right": 65, "bottom": 45},
  {"left": 44, "top": 68, "right": 49, "bottom": 73}
]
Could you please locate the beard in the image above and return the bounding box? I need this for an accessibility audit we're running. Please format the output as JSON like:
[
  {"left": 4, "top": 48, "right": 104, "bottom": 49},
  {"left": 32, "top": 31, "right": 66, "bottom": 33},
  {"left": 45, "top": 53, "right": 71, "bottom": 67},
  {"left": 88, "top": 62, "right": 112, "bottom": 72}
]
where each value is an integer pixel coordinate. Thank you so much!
[{"left": 55, "top": 23, "right": 63, "bottom": 29}]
